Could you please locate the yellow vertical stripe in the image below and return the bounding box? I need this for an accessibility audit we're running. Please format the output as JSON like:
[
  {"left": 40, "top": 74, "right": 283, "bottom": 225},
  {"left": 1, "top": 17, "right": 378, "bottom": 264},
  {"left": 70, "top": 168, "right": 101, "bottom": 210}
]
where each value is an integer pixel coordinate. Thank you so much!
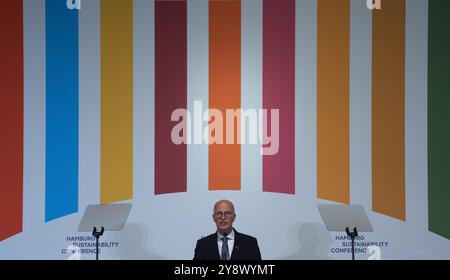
[
  {"left": 100, "top": 0, "right": 133, "bottom": 204},
  {"left": 372, "top": 0, "right": 405, "bottom": 220},
  {"left": 317, "top": 0, "right": 350, "bottom": 204}
]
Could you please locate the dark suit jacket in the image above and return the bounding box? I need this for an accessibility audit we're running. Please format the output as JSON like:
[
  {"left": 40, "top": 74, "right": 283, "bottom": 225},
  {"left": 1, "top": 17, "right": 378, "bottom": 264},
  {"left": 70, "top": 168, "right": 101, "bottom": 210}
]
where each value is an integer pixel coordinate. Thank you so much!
[{"left": 193, "top": 228, "right": 261, "bottom": 260}]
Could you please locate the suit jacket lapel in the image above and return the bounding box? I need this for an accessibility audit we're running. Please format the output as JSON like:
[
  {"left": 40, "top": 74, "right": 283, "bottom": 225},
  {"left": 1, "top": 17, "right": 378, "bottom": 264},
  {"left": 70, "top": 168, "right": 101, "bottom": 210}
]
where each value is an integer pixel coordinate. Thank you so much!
[{"left": 210, "top": 233, "right": 221, "bottom": 260}]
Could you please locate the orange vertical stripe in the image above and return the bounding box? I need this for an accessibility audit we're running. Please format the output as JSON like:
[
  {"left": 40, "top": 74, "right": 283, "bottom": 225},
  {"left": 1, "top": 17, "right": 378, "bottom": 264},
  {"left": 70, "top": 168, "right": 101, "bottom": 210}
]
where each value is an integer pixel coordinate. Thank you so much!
[
  {"left": 209, "top": 0, "right": 241, "bottom": 190},
  {"left": 372, "top": 0, "right": 405, "bottom": 220},
  {"left": 317, "top": 0, "right": 350, "bottom": 204}
]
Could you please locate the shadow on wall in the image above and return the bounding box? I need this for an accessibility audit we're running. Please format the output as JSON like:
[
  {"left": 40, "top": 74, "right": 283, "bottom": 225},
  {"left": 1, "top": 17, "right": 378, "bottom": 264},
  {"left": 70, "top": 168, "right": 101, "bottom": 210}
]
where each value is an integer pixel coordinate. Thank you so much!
[
  {"left": 113, "top": 223, "right": 164, "bottom": 260},
  {"left": 282, "top": 222, "right": 335, "bottom": 260}
]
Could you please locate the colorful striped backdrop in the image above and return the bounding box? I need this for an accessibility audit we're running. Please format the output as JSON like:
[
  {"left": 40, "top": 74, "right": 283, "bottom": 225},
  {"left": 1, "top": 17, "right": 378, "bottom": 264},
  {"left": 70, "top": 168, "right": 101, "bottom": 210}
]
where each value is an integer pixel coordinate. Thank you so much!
[{"left": 0, "top": 0, "right": 449, "bottom": 247}]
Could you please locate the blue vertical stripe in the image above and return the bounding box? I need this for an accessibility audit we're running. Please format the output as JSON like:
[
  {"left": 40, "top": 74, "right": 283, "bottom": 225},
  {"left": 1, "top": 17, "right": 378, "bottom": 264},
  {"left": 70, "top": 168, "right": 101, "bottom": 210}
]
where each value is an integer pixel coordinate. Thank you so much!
[{"left": 45, "top": 0, "right": 79, "bottom": 221}]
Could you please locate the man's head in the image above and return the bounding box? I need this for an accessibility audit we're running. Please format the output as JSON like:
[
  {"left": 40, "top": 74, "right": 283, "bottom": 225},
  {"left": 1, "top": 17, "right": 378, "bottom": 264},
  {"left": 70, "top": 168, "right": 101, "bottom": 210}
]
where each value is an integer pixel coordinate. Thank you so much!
[{"left": 212, "top": 200, "right": 236, "bottom": 235}]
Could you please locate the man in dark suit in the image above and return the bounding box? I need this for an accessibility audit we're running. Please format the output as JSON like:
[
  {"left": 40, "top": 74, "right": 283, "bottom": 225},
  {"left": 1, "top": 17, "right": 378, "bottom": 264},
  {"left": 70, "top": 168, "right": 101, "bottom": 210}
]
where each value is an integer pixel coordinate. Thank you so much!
[{"left": 193, "top": 199, "right": 261, "bottom": 260}]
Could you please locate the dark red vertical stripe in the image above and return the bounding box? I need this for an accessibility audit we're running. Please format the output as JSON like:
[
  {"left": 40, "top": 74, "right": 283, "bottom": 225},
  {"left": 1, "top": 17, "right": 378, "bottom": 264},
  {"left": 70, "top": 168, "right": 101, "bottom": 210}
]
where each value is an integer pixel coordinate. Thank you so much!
[
  {"left": 155, "top": 0, "right": 187, "bottom": 194},
  {"left": 263, "top": 0, "right": 295, "bottom": 194},
  {"left": 0, "top": 0, "right": 23, "bottom": 240}
]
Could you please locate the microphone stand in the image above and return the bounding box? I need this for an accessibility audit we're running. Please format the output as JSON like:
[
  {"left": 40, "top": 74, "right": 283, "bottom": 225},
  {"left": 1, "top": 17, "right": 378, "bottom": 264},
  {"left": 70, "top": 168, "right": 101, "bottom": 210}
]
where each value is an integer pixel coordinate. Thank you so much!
[
  {"left": 345, "top": 227, "right": 358, "bottom": 261},
  {"left": 92, "top": 226, "right": 104, "bottom": 260}
]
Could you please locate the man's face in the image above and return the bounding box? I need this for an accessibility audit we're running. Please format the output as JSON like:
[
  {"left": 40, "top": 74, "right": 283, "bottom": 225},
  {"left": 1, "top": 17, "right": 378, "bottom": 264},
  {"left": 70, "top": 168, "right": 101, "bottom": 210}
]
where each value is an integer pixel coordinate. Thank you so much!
[{"left": 213, "top": 201, "right": 236, "bottom": 235}]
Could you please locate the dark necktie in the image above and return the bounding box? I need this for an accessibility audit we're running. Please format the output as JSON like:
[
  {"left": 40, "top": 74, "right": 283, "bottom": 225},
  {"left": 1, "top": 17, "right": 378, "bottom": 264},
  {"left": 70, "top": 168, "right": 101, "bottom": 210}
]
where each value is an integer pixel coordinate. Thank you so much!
[{"left": 221, "top": 236, "right": 229, "bottom": 260}]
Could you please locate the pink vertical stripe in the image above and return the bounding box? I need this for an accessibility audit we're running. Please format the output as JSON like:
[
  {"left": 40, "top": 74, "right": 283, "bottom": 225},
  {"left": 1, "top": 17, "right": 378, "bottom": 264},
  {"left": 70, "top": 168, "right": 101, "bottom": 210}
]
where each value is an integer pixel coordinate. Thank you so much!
[
  {"left": 262, "top": 0, "right": 295, "bottom": 194},
  {"left": 155, "top": 0, "right": 187, "bottom": 194}
]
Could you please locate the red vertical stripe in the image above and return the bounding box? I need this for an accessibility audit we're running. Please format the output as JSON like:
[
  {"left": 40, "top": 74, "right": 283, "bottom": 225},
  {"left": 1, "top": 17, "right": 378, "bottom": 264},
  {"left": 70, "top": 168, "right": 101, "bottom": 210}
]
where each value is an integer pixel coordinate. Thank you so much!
[
  {"left": 0, "top": 0, "right": 23, "bottom": 240},
  {"left": 262, "top": 0, "right": 295, "bottom": 194},
  {"left": 155, "top": 0, "right": 187, "bottom": 194},
  {"left": 209, "top": 0, "right": 241, "bottom": 190}
]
